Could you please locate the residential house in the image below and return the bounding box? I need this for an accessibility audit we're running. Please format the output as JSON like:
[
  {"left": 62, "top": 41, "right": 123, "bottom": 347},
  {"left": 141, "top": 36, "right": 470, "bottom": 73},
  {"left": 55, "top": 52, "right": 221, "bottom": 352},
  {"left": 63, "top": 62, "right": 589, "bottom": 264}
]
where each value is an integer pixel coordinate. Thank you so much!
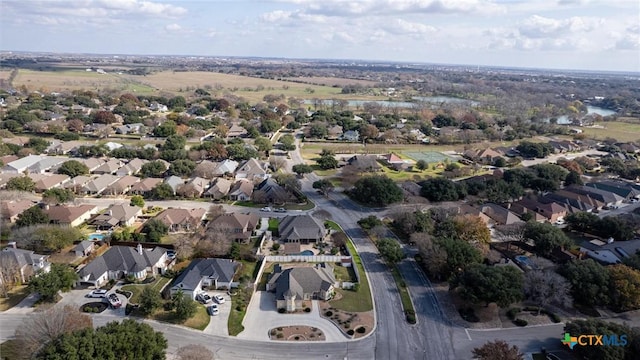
[
  {"left": 213, "top": 159, "right": 239, "bottom": 177},
  {"left": 73, "top": 240, "right": 95, "bottom": 257},
  {"left": 0, "top": 173, "right": 21, "bottom": 189},
  {"left": 193, "top": 160, "right": 219, "bottom": 179},
  {"left": 44, "top": 204, "right": 98, "bottom": 227},
  {"left": 0, "top": 245, "right": 50, "bottom": 283},
  {"left": 153, "top": 208, "right": 207, "bottom": 232},
  {"left": 89, "top": 204, "right": 142, "bottom": 231},
  {"left": 209, "top": 213, "right": 259, "bottom": 243},
  {"left": 164, "top": 175, "right": 184, "bottom": 195},
  {"left": 227, "top": 124, "right": 247, "bottom": 138},
  {"left": 77, "top": 244, "right": 170, "bottom": 287},
  {"left": 177, "top": 177, "right": 210, "bottom": 198},
  {"left": 228, "top": 179, "right": 254, "bottom": 201},
  {"left": 383, "top": 153, "right": 413, "bottom": 171},
  {"left": 92, "top": 159, "right": 123, "bottom": 175},
  {"left": 75, "top": 158, "right": 106, "bottom": 172},
  {"left": 479, "top": 203, "right": 524, "bottom": 226},
  {"left": 115, "top": 123, "right": 144, "bottom": 135},
  {"left": 2, "top": 155, "right": 46, "bottom": 173},
  {"left": 129, "top": 177, "right": 163, "bottom": 196},
  {"left": 33, "top": 174, "right": 69, "bottom": 192},
  {"left": 0, "top": 155, "right": 19, "bottom": 166},
  {"left": 252, "top": 178, "right": 294, "bottom": 204},
  {"left": 543, "top": 190, "right": 602, "bottom": 213},
  {"left": 0, "top": 200, "right": 36, "bottom": 223},
  {"left": 204, "top": 178, "right": 232, "bottom": 200},
  {"left": 508, "top": 198, "right": 555, "bottom": 222},
  {"left": 235, "top": 158, "right": 269, "bottom": 183},
  {"left": 103, "top": 142, "right": 123, "bottom": 152},
  {"left": 342, "top": 130, "right": 360, "bottom": 142},
  {"left": 463, "top": 148, "right": 504, "bottom": 164},
  {"left": 565, "top": 186, "right": 625, "bottom": 207},
  {"left": 115, "top": 158, "right": 148, "bottom": 176},
  {"left": 327, "top": 125, "right": 343, "bottom": 140},
  {"left": 580, "top": 239, "right": 640, "bottom": 264},
  {"left": 82, "top": 174, "right": 120, "bottom": 195},
  {"left": 149, "top": 102, "right": 168, "bottom": 112},
  {"left": 64, "top": 175, "right": 95, "bottom": 193},
  {"left": 279, "top": 215, "right": 327, "bottom": 244},
  {"left": 267, "top": 263, "right": 335, "bottom": 311},
  {"left": 347, "top": 155, "right": 382, "bottom": 172},
  {"left": 47, "top": 141, "right": 91, "bottom": 155},
  {"left": 586, "top": 181, "right": 640, "bottom": 200},
  {"left": 104, "top": 175, "right": 140, "bottom": 196},
  {"left": 26, "top": 157, "right": 67, "bottom": 174},
  {"left": 457, "top": 204, "right": 492, "bottom": 226},
  {"left": 169, "top": 258, "right": 239, "bottom": 299}
]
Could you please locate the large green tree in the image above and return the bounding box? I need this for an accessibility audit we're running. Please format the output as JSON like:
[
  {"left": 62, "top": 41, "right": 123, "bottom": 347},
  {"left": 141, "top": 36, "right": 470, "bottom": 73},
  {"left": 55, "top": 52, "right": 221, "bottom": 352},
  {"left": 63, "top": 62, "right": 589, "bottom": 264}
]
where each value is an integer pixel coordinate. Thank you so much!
[
  {"left": 172, "top": 289, "right": 197, "bottom": 321},
  {"left": 316, "top": 151, "right": 338, "bottom": 170},
  {"left": 523, "top": 221, "right": 571, "bottom": 256},
  {"left": 452, "top": 263, "right": 523, "bottom": 307},
  {"left": 139, "top": 286, "right": 162, "bottom": 315},
  {"left": 145, "top": 183, "right": 174, "bottom": 200},
  {"left": 312, "top": 179, "right": 334, "bottom": 197},
  {"left": 6, "top": 176, "right": 35, "bottom": 192},
  {"left": 608, "top": 264, "right": 640, "bottom": 312},
  {"left": 559, "top": 259, "right": 611, "bottom": 307},
  {"left": 37, "top": 319, "right": 167, "bottom": 360},
  {"left": 57, "top": 160, "right": 89, "bottom": 177},
  {"left": 292, "top": 164, "right": 313, "bottom": 176},
  {"left": 376, "top": 238, "right": 403, "bottom": 265},
  {"left": 16, "top": 206, "right": 49, "bottom": 227},
  {"left": 140, "top": 160, "right": 168, "bottom": 178},
  {"left": 168, "top": 159, "right": 196, "bottom": 177},
  {"left": 42, "top": 188, "right": 75, "bottom": 204},
  {"left": 29, "top": 264, "right": 78, "bottom": 302},
  {"left": 420, "top": 178, "right": 466, "bottom": 202},
  {"left": 350, "top": 175, "right": 403, "bottom": 206},
  {"left": 142, "top": 219, "right": 169, "bottom": 243}
]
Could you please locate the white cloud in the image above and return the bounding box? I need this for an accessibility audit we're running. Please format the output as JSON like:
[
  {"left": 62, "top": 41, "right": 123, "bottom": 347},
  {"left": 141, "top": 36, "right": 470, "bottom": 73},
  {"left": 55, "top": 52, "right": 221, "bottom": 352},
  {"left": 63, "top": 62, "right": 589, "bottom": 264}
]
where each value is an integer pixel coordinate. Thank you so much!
[
  {"left": 519, "top": 15, "right": 603, "bottom": 39},
  {"left": 165, "top": 23, "right": 182, "bottom": 31},
  {"left": 384, "top": 19, "right": 436, "bottom": 36}
]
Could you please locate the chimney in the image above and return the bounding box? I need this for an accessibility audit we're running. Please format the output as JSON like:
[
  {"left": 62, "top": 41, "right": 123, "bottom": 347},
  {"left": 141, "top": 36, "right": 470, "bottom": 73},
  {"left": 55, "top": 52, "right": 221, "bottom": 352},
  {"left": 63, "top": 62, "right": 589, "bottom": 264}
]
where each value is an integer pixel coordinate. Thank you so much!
[{"left": 136, "top": 243, "right": 143, "bottom": 255}]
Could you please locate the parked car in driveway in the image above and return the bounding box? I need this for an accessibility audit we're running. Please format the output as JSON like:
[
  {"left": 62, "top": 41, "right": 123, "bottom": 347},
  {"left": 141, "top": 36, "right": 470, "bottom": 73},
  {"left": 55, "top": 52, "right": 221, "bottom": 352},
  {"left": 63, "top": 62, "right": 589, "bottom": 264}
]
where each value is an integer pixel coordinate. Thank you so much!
[
  {"left": 213, "top": 294, "right": 225, "bottom": 304},
  {"left": 86, "top": 289, "right": 107, "bottom": 298},
  {"left": 196, "top": 293, "right": 212, "bottom": 304},
  {"left": 107, "top": 293, "right": 122, "bottom": 308},
  {"left": 207, "top": 304, "right": 219, "bottom": 316}
]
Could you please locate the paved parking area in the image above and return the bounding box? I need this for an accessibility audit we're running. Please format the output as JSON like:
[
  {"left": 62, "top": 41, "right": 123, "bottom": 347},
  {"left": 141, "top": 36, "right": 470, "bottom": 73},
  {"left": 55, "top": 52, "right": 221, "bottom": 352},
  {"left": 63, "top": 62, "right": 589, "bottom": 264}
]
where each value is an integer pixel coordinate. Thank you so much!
[
  {"left": 238, "top": 291, "right": 347, "bottom": 342},
  {"left": 202, "top": 291, "right": 231, "bottom": 336},
  {"left": 57, "top": 288, "right": 126, "bottom": 316}
]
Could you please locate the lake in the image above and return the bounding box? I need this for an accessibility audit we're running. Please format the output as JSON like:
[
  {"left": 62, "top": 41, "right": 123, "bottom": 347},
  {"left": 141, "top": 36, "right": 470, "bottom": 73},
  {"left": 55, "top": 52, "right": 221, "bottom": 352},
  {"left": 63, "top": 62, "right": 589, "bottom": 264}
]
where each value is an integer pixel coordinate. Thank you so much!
[{"left": 549, "top": 105, "right": 616, "bottom": 125}]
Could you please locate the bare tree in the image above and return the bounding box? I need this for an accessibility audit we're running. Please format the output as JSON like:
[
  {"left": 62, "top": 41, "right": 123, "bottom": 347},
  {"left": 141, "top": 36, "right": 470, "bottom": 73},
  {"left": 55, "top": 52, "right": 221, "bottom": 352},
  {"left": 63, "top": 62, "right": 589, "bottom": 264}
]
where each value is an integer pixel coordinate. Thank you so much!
[
  {"left": 194, "top": 161, "right": 217, "bottom": 179},
  {"left": 176, "top": 344, "right": 215, "bottom": 360},
  {"left": 0, "top": 255, "right": 20, "bottom": 298},
  {"left": 194, "top": 222, "right": 234, "bottom": 257},
  {"left": 14, "top": 305, "right": 93, "bottom": 359},
  {"left": 523, "top": 268, "right": 572, "bottom": 314},
  {"left": 269, "top": 156, "right": 287, "bottom": 172}
]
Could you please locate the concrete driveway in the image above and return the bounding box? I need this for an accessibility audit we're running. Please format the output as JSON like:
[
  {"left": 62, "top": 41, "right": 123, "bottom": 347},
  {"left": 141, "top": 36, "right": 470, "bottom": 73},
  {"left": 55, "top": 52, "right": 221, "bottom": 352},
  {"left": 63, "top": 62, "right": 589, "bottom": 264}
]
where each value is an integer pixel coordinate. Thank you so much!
[
  {"left": 238, "top": 291, "right": 347, "bottom": 342},
  {"left": 57, "top": 288, "right": 127, "bottom": 316},
  {"left": 202, "top": 291, "right": 231, "bottom": 336},
  {"left": 2, "top": 292, "right": 39, "bottom": 314}
]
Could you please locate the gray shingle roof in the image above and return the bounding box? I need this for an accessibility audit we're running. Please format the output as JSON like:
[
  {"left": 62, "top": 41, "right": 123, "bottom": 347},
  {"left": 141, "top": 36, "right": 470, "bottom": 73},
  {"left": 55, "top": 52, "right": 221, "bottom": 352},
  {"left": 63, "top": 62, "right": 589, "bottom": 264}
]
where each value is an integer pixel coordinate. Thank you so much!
[
  {"left": 78, "top": 246, "right": 166, "bottom": 281},
  {"left": 279, "top": 215, "right": 326, "bottom": 242},
  {"left": 171, "top": 258, "right": 239, "bottom": 291},
  {"left": 268, "top": 264, "right": 335, "bottom": 300}
]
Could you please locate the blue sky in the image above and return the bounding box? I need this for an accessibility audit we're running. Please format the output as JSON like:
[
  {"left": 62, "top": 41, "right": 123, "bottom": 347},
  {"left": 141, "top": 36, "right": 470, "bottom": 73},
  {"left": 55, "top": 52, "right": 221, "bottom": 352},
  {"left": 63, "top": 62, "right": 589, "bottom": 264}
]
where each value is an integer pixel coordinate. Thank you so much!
[{"left": 1, "top": 0, "right": 639, "bottom": 72}]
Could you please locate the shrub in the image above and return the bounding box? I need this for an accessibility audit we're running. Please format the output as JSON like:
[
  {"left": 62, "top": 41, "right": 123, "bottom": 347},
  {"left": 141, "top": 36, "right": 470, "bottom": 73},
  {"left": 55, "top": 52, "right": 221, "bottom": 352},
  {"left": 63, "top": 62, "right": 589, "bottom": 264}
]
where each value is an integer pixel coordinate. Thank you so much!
[
  {"left": 406, "top": 313, "right": 416, "bottom": 324},
  {"left": 278, "top": 308, "right": 286, "bottom": 314},
  {"left": 325, "top": 311, "right": 333, "bottom": 317},
  {"left": 347, "top": 329, "right": 355, "bottom": 336},
  {"left": 459, "top": 307, "right": 479, "bottom": 323},
  {"left": 276, "top": 333, "right": 283, "bottom": 339},
  {"left": 506, "top": 307, "right": 521, "bottom": 320},
  {"left": 304, "top": 307, "right": 311, "bottom": 313},
  {"left": 514, "top": 318, "right": 528, "bottom": 327},
  {"left": 523, "top": 306, "right": 538, "bottom": 312},
  {"left": 549, "top": 313, "right": 562, "bottom": 323},
  {"left": 344, "top": 323, "right": 350, "bottom": 329},
  {"left": 356, "top": 326, "right": 366, "bottom": 334},
  {"left": 272, "top": 243, "right": 281, "bottom": 251},
  {"left": 270, "top": 329, "right": 277, "bottom": 336},
  {"left": 277, "top": 327, "right": 283, "bottom": 331},
  {"left": 352, "top": 283, "right": 360, "bottom": 292}
]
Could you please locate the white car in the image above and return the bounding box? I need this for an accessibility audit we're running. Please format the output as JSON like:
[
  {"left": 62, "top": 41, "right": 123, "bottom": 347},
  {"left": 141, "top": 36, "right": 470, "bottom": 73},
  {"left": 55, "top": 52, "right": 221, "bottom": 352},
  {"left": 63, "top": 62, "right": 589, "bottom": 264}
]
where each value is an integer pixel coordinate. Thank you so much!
[
  {"left": 207, "top": 304, "right": 219, "bottom": 316},
  {"left": 213, "top": 294, "right": 225, "bottom": 304},
  {"left": 260, "top": 207, "right": 272, "bottom": 212},
  {"left": 107, "top": 293, "right": 122, "bottom": 308},
  {"left": 86, "top": 289, "right": 108, "bottom": 298}
]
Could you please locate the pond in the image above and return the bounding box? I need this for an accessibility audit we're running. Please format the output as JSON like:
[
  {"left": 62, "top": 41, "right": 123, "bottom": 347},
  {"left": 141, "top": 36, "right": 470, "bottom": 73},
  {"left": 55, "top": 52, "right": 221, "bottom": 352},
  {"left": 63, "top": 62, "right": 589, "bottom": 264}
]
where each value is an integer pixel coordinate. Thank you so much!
[{"left": 546, "top": 105, "right": 616, "bottom": 125}]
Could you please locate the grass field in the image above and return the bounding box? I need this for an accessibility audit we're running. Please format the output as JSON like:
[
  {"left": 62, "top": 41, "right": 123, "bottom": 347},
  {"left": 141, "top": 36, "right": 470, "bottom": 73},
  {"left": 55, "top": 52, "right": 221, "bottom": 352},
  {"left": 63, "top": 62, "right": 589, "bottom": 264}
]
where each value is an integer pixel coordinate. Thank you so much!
[
  {"left": 283, "top": 76, "right": 378, "bottom": 87},
  {"left": 581, "top": 121, "right": 640, "bottom": 142},
  {"left": 13, "top": 69, "right": 157, "bottom": 94},
  {"left": 120, "top": 276, "right": 171, "bottom": 304},
  {"left": 403, "top": 151, "right": 455, "bottom": 163}
]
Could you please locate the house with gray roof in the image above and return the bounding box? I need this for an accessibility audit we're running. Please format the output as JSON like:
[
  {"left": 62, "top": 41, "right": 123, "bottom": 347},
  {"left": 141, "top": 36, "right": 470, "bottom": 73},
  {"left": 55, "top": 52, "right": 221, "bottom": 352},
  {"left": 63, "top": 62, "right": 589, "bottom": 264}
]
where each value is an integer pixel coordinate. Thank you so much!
[
  {"left": 82, "top": 174, "right": 120, "bottom": 195},
  {"left": 587, "top": 181, "right": 640, "bottom": 200},
  {"left": 279, "top": 215, "right": 327, "bottom": 244},
  {"left": 0, "top": 245, "right": 51, "bottom": 283},
  {"left": 77, "top": 244, "right": 170, "bottom": 287},
  {"left": 566, "top": 186, "right": 624, "bottom": 206},
  {"left": 213, "top": 159, "right": 239, "bottom": 176},
  {"left": 176, "top": 177, "right": 210, "bottom": 198},
  {"left": 115, "top": 158, "right": 148, "bottom": 176},
  {"left": 580, "top": 239, "right": 640, "bottom": 264},
  {"left": 104, "top": 175, "right": 140, "bottom": 196},
  {"left": 92, "top": 159, "right": 124, "bottom": 175},
  {"left": 2, "top": 155, "right": 46, "bottom": 173},
  {"left": 64, "top": 175, "right": 95, "bottom": 193},
  {"left": 347, "top": 155, "right": 382, "bottom": 172},
  {"left": 228, "top": 179, "right": 254, "bottom": 201},
  {"left": 479, "top": 203, "right": 524, "bottom": 226},
  {"left": 89, "top": 204, "right": 142, "bottom": 231},
  {"left": 73, "top": 240, "right": 95, "bottom": 257},
  {"left": 252, "top": 178, "right": 294, "bottom": 204},
  {"left": 267, "top": 263, "right": 335, "bottom": 311},
  {"left": 164, "top": 175, "right": 184, "bottom": 195},
  {"left": 204, "top": 178, "right": 232, "bottom": 200},
  {"left": 169, "top": 258, "right": 239, "bottom": 300},
  {"left": 27, "top": 157, "right": 66, "bottom": 174},
  {"left": 235, "top": 158, "right": 269, "bottom": 183}
]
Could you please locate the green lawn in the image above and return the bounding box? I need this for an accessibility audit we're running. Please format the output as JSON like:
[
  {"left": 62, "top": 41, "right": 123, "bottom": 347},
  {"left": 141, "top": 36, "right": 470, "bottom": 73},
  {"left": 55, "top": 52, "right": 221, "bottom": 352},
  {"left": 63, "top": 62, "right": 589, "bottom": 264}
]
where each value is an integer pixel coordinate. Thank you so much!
[
  {"left": 120, "top": 276, "right": 171, "bottom": 304},
  {"left": 268, "top": 218, "right": 279, "bottom": 232},
  {"left": 0, "top": 286, "right": 30, "bottom": 311},
  {"left": 580, "top": 120, "right": 640, "bottom": 142},
  {"left": 324, "top": 220, "right": 341, "bottom": 231},
  {"left": 330, "top": 238, "right": 373, "bottom": 312},
  {"left": 391, "top": 266, "right": 415, "bottom": 319},
  {"left": 227, "top": 260, "right": 260, "bottom": 336},
  {"left": 0, "top": 340, "right": 19, "bottom": 360},
  {"left": 151, "top": 305, "right": 210, "bottom": 330},
  {"left": 333, "top": 263, "right": 358, "bottom": 283}
]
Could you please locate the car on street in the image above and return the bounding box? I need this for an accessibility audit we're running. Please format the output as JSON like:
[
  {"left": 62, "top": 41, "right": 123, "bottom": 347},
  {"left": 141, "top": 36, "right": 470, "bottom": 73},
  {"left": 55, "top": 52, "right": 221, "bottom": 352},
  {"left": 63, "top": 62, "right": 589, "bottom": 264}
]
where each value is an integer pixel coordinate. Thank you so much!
[
  {"left": 213, "top": 294, "right": 225, "bottom": 304},
  {"left": 260, "top": 207, "right": 272, "bottom": 212},
  {"left": 86, "top": 289, "right": 107, "bottom": 298},
  {"left": 107, "top": 293, "right": 122, "bottom": 308},
  {"left": 207, "top": 304, "right": 219, "bottom": 316},
  {"left": 196, "top": 293, "right": 213, "bottom": 304},
  {"left": 274, "top": 208, "right": 286, "bottom": 213}
]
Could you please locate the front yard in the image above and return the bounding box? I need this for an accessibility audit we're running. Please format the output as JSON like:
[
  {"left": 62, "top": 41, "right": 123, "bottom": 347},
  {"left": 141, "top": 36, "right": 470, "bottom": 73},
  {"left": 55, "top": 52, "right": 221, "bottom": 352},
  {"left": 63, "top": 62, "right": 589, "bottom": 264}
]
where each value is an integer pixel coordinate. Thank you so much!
[
  {"left": 330, "top": 238, "right": 373, "bottom": 313},
  {"left": 0, "top": 286, "right": 30, "bottom": 311},
  {"left": 121, "top": 276, "right": 171, "bottom": 304},
  {"left": 228, "top": 260, "right": 260, "bottom": 336}
]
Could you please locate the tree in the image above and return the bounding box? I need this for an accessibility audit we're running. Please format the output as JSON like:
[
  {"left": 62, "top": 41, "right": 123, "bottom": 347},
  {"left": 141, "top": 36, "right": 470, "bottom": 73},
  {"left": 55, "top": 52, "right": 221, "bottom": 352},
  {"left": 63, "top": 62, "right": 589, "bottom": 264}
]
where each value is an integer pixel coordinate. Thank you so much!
[
  {"left": 140, "top": 160, "right": 168, "bottom": 178},
  {"left": 16, "top": 206, "right": 49, "bottom": 227},
  {"left": 57, "top": 160, "right": 89, "bottom": 177},
  {"left": 376, "top": 238, "right": 403, "bottom": 265},
  {"left": 564, "top": 319, "right": 639, "bottom": 360},
  {"left": 524, "top": 268, "right": 572, "bottom": 314},
  {"left": 316, "top": 152, "right": 338, "bottom": 170},
  {"left": 292, "top": 164, "right": 313, "bottom": 176},
  {"left": 309, "top": 123, "right": 328, "bottom": 138},
  {"left": 431, "top": 237, "right": 482, "bottom": 280},
  {"left": 37, "top": 319, "right": 167, "bottom": 360},
  {"left": 350, "top": 175, "right": 403, "bottom": 206},
  {"left": 359, "top": 124, "right": 379, "bottom": 141},
  {"left": 142, "top": 219, "right": 169, "bottom": 242},
  {"left": 420, "top": 178, "right": 466, "bottom": 202},
  {"left": 93, "top": 110, "right": 117, "bottom": 124},
  {"left": 451, "top": 215, "right": 491, "bottom": 249},
  {"left": 559, "top": 259, "right": 611, "bottom": 307},
  {"left": 415, "top": 159, "right": 428, "bottom": 171},
  {"left": 472, "top": 340, "right": 524, "bottom": 360},
  {"left": 172, "top": 289, "right": 197, "bottom": 321},
  {"left": 452, "top": 263, "right": 523, "bottom": 307},
  {"left": 168, "top": 159, "right": 196, "bottom": 177},
  {"left": 42, "top": 188, "right": 75, "bottom": 204},
  {"left": 139, "top": 286, "right": 162, "bottom": 315},
  {"left": 14, "top": 305, "right": 93, "bottom": 359},
  {"left": 254, "top": 136, "right": 272, "bottom": 152},
  {"left": 6, "top": 176, "right": 35, "bottom": 192},
  {"left": 26, "top": 138, "right": 50, "bottom": 154},
  {"left": 146, "top": 183, "right": 174, "bottom": 200},
  {"left": 608, "top": 264, "right": 640, "bottom": 312},
  {"left": 0, "top": 255, "right": 21, "bottom": 298},
  {"left": 279, "top": 134, "right": 296, "bottom": 151},
  {"left": 33, "top": 226, "right": 83, "bottom": 252},
  {"left": 130, "top": 195, "right": 145, "bottom": 208},
  {"left": 176, "top": 344, "right": 215, "bottom": 360},
  {"left": 226, "top": 143, "right": 259, "bottom": 161},
  {"left": 29, "top": 264, "right": 78, "bottom": 302},
  {"left": 358, "top": 215, "right": 383, "bottom": 230},
  {"left": 523, "top": 221, "right": 571, "bottom": 256}
]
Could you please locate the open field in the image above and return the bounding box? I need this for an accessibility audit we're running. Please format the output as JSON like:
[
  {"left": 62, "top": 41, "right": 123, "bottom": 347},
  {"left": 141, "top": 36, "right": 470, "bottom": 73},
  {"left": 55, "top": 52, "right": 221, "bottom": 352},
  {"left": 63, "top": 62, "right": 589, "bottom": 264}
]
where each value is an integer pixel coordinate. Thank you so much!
[
  {"left": 581, "top": 120, "right": 640, "bottom": 142},
  {"left": 13, "top": 69, "right": 156, "bottom": 94},
  {"left": 283, "top": 76, "right": 378, "bottom": 87},
  {"left": 403, "top": 151, "right": 455, "bottom": 163},
  {"left": 0, "top": 70, "right": 13, "bottom": 82}
]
